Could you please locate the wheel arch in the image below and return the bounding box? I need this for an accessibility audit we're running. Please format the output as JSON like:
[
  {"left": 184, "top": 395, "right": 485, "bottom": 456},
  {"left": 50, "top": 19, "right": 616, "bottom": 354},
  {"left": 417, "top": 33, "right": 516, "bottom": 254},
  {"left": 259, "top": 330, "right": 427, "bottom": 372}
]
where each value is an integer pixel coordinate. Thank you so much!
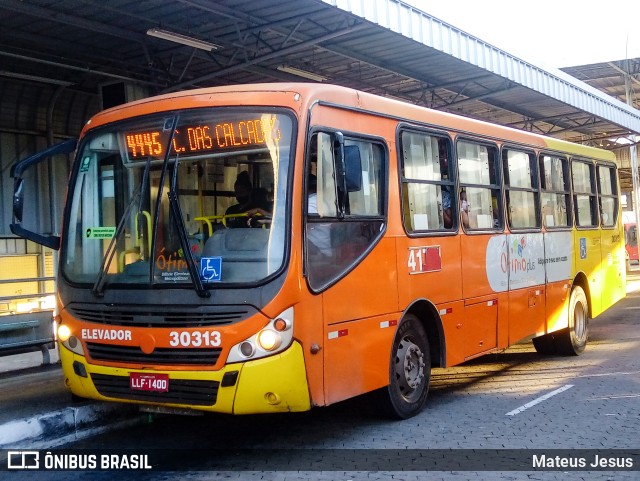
[
  {"left": 572, "top": 271, "right": 592, "bottom": 319},
  {"left": 401, "top": 299, "right": 446, "bottom": 368}
]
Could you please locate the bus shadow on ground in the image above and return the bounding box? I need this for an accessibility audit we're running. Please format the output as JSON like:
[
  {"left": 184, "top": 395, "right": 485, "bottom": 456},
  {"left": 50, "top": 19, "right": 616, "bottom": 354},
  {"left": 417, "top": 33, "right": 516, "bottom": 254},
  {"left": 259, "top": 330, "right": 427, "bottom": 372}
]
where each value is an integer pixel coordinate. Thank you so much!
[{"left": 426, "top": 343, "right": 575, "bottom": 399}]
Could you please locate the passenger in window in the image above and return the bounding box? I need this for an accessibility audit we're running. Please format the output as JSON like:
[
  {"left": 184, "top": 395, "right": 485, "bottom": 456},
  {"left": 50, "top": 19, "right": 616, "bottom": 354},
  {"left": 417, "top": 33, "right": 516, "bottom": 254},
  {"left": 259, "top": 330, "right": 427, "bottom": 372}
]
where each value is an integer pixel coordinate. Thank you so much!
[
  {"left": 307, "top": 174, "right": 333, "bottom": 257},
  {"left": 441, "top": 153, "right": 453, "bottom": 228},
  {"left": 442, "top": 185, "right": 453, "bottom": 228},
  {"left": 491, "top": 197, "right": 501, "bottom": 229},
  {"left": 542, "top": 200, "right": 555, "bottom": 227},
  {"left": 460, "top": 189, "right": 469, "bottom": 228},
  {"left": 225, "top": 171, "right": 271, "bottom": 228}
]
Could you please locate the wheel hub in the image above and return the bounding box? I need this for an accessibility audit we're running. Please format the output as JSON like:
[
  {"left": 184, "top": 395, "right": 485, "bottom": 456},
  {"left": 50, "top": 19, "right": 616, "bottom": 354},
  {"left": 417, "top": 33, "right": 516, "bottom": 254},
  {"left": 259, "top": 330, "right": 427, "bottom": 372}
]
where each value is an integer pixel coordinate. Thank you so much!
[{"left": 395, "top": 336, "right": 425, "bottom": 395}]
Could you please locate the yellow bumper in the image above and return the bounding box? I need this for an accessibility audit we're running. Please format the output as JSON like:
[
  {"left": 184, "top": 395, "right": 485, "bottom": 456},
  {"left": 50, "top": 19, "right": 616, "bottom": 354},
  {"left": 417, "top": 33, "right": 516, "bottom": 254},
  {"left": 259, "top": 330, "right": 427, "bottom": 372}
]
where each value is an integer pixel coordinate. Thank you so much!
[{"left": 60, "top": 341, "right": 311, "bottom": 414}]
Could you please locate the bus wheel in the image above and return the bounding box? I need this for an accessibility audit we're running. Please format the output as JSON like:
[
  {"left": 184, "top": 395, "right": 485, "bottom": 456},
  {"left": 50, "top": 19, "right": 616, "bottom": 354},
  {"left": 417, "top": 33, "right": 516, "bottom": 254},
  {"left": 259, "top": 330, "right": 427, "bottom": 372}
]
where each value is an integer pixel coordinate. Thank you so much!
[
  {"left": 379, "top": 314, "right": 430, "bottom": 419},
  {"left": 556, "top": 286, "right": 589, "bottom": 356}
]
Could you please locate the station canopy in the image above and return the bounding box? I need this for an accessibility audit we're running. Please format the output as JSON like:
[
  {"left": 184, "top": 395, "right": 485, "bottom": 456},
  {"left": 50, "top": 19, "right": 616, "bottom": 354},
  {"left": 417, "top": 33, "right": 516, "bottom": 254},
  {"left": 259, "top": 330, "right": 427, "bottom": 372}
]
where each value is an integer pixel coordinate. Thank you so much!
[{"left": 1, "top": 0, "right": 639, "bottom": 170}]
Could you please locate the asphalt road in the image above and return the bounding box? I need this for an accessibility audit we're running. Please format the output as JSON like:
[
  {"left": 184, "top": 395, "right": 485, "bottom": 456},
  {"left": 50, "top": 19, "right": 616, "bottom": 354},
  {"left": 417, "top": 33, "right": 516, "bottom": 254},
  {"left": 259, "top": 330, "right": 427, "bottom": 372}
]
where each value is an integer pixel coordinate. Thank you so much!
[{"left": 4, "top": 286, "right": 640, "bottom": 481}]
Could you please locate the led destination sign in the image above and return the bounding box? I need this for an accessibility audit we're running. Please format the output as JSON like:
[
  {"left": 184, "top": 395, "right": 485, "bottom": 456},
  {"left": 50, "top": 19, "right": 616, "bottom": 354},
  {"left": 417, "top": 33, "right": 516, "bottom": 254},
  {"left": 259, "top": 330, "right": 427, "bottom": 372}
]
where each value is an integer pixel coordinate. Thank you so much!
[{"left": 124, "top": 116, "right": 281, "bottom": 160}]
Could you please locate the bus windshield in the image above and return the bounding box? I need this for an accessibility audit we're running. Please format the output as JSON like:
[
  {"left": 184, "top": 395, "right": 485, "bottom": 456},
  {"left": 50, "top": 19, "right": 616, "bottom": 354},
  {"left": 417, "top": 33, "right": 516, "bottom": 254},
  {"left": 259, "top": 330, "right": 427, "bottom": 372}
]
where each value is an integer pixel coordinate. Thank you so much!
[{"left": 61, "top": 109, "right": 293, "bottom": 289}]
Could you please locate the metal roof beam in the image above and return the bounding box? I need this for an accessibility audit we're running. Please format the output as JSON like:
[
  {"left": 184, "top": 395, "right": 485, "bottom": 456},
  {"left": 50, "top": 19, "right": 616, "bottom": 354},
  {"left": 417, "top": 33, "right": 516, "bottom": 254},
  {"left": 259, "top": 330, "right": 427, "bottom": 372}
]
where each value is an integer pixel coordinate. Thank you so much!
[
  {"left": 0, "top": 50, "right": 161, "bottom": 87},
  {"left": 471, "top": 95, "right": 610, "bottom": 138},
  {"left": 440, "top": 81, "right": 517, "bottom": 108},
  {"left": 608, "top": 63, "right": 640, "bottom": 88},
  {"left": 320, "top": 42, "right": 450, "bottom": 92},
  {"left": 544, "top": 117, "right": 602, "bottom": 136},
  {"left": 163, "top": 21, "right": 368, "bottom": 92},
  {"left": 0, "top": 29, "right": 167, "bottom": 78},
  {"left": 176, "top": 0, "right": 329, "bottom": 46},
  {"left": 2, "top": 0, "right": 146, "bottom": 43}
]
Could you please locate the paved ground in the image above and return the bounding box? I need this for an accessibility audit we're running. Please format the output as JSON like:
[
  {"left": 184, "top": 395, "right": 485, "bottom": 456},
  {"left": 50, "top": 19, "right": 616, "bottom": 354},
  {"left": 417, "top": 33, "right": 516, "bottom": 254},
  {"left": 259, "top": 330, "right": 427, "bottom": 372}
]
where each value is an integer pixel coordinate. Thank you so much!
[
  {"left": 1, "top": 272, "right": 639, "bottom": 479},
  {"left": 0, "top": 342, "right": 141, "bottom": 449}
]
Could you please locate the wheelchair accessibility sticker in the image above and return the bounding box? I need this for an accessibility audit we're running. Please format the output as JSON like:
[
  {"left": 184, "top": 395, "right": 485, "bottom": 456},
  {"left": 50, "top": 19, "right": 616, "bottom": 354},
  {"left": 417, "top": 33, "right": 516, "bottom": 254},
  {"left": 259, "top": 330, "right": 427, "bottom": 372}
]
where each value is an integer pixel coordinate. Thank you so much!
[
  {"left": 579, "top": 238, "right": 587, "bottom": 259},
  {"left": 200, "top": 257, "right": 222, "bottom": 282}
]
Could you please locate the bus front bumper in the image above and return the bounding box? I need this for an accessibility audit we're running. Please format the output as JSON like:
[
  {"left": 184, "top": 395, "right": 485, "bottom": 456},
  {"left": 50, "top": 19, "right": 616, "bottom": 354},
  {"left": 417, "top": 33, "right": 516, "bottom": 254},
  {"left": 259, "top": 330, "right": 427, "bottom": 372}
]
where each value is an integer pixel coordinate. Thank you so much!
[{"left": 60, "top": 341, "right": 311, "bottom": 415}]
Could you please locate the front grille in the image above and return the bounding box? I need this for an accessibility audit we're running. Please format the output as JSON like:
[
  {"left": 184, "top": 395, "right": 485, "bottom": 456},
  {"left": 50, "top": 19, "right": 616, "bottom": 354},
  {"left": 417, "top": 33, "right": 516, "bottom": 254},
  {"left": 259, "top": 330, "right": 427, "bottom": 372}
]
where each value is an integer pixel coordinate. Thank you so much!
[
  {"left": 86, "top": 343, "right": 221, "bottom": 365},
  {"left": 91, "top": 373, "right": 218, "bottom": 406},
  {"left": 67, "top": 303, "right": 251, "bottom": 327}
]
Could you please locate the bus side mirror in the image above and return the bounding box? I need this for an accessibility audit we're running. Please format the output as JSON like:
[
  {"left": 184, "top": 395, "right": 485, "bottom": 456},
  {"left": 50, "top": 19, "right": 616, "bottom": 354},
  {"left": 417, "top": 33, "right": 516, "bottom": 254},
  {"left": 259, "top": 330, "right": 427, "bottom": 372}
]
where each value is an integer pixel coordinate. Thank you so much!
[
  {"left": 10, "top": 138, "right": 77, "bottom": 251},
  {"left": 332, "top": 132, "right": 362, "bottom": 217},
  {"left": 344, "top": 145, "right": 362, "bottom": 192}
]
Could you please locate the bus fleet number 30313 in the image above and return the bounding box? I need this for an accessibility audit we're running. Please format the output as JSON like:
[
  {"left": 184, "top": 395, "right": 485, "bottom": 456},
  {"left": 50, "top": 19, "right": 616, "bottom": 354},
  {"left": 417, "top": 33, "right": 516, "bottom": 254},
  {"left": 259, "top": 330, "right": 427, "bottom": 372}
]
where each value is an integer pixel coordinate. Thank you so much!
[{"left": 168, "top": 330, "right": 222, "bottom": 348}]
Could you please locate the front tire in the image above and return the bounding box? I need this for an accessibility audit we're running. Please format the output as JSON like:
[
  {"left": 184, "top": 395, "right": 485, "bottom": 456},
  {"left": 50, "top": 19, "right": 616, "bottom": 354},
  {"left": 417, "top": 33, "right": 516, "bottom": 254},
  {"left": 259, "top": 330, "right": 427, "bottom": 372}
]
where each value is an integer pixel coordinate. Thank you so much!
[
  {"left": 556, "top": 286, "right": 589, "bottom": 356},
  {"left": 378, "top": 314, "right": 431, "bottom": 419}
]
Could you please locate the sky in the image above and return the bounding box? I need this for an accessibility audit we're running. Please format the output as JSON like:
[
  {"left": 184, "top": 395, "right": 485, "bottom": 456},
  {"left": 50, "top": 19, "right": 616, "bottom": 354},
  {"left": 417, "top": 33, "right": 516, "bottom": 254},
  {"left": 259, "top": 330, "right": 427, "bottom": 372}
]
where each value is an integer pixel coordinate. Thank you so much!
[{"left": 403, "top": 0, "right": 640, "bottom": 69}]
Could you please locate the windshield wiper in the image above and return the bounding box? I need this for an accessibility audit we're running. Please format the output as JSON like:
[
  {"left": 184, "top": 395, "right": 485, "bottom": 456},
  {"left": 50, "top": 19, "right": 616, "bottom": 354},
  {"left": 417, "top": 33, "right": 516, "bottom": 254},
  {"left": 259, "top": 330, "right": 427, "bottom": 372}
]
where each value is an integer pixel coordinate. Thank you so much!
[
  {"left": 92, "top": 157, "right": 151, "bottom": 297},
  {"left": 167, "top": 147, "right": 210, "bottom": 298},
  {"left": 148, "top": 115, "right": 210, "bottom": 298},
  {"left": 167, "top": 189, "right": 210, "bottom": 298}
]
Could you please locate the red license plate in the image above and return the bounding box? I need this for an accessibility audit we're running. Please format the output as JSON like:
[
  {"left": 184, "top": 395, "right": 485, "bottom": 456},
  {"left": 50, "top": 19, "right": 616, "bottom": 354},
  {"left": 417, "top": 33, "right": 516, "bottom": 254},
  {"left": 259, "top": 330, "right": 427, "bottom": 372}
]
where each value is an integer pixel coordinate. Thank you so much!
[{"left": 129, "top": 372, "right": 169, "bottom": 392}]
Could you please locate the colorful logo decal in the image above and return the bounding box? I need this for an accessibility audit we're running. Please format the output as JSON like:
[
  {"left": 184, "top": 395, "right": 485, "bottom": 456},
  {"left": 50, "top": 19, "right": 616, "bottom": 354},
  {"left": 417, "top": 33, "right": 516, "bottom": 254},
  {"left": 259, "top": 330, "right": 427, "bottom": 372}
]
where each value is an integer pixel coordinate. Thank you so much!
[
  {"left": 486, "top": 232, "right": 572, "bottom": 292},
  {"left": 506, "top": 236, "right": 536, "bottom": 274},
  {"left": 513, "top": 236, "right": 526, "bottom": 257}
]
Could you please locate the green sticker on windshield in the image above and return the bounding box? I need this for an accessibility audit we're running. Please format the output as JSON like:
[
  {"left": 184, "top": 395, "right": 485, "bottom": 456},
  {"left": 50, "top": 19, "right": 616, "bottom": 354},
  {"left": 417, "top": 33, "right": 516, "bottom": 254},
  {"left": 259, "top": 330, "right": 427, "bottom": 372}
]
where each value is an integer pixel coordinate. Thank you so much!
[
  {"left": 85, "top": 227, "right": 116, "bottom": 239},
  {"left": 80, "top": 156, "right": 91, "bottom": 172}
]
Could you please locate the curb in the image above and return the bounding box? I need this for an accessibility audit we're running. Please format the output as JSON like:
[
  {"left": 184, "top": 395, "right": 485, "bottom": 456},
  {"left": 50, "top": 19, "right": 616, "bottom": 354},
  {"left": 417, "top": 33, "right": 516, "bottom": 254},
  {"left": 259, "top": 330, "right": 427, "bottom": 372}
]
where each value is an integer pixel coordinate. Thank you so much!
[{"left": 0, "top": 403, "right": 143, "bottom": 449}]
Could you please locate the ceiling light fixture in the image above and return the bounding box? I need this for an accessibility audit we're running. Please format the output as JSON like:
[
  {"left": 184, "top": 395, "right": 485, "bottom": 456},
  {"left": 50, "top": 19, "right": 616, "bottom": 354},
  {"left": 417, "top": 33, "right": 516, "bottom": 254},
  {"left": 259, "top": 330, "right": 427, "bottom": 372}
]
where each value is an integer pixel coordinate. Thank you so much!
[
  {"left": 277, "top": 65, "right": 327, "bottom": 82},
  {"left": 146, "top": 28, "right": 220, "bottom": 52}
]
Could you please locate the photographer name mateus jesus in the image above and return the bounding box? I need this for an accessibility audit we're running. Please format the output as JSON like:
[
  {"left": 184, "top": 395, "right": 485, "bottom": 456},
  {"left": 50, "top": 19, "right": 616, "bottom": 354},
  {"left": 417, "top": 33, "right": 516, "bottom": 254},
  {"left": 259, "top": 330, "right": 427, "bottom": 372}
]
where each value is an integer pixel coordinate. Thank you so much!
[{"left": 533, "top": 454, "right": 634, "bottom": 469}]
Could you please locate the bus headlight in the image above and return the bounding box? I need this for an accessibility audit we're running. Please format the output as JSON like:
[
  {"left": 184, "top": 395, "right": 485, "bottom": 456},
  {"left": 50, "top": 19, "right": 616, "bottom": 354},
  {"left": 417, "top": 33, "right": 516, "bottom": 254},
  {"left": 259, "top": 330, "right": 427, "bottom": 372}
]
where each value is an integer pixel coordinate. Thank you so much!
[
  {"left": 58, "top": 324, "right": 71, "bottom": 342},
  {"left": 227, "top": 307, "right": 294, "bottom": 363},
  {"left": 257, "top": 329, "right": 282, "bottom": 351},
  {"left": 58, "top": 324, "right": 85, "bottom": 355}
]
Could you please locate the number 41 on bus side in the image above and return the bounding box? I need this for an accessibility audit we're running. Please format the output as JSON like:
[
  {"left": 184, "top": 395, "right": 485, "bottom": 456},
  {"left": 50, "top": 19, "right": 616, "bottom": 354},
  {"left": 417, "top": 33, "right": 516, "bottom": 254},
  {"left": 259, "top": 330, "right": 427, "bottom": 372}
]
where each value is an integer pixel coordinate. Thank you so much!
[{"left": 407, "top": 246, "right": 442, "bottom": 274}]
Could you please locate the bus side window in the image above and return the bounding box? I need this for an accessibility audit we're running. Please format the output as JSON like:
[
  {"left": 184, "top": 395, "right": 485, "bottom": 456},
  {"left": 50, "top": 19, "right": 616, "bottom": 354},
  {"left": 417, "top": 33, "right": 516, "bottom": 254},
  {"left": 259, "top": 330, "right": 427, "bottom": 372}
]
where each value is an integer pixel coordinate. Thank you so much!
[
  {"left": 597, "top": 164, "right": 617, "bottom": 228},
  {"left": 503, "top": 149, "right": 539, "bottom": 230},
  {"left": 572, "top": 160, "right": 598, "bottom": 228},
  {"left": 399, "top": 131, "right": 454, "bottom": 232},
  {"left": 539, "top": 154, "right": 570, "bottom": 228},
  {"left": 457, "top": 140, "right": 502, "bottom": 231},
  {"left": 305, "top": 132, "right": 386, "bottom": 290}
]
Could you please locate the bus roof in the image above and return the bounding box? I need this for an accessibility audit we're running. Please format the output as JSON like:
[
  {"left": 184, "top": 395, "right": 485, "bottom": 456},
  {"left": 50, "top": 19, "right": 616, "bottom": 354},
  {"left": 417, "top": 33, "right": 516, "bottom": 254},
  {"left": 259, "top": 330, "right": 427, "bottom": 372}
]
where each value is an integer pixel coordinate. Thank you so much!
[{"left": 85, "top": 83, "right": 616, "bottom": 162}]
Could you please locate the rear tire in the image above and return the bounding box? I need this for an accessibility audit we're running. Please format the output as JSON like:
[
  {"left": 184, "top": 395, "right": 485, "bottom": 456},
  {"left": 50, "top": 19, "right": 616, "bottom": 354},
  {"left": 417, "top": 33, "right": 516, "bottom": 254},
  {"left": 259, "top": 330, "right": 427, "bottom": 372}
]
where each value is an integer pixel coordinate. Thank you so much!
[
  {"left": 377, "top": 314, "right": 430, "bottom": 419},
  {"left": 556, "top": 286, "right": 589, "bottom": 356}
]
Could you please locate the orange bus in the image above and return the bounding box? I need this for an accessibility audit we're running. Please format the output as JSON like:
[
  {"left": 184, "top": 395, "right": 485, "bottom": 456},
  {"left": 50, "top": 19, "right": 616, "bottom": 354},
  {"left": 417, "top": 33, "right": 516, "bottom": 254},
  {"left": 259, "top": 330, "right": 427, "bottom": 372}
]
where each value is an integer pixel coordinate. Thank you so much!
[{"left": 11, "top": 83, "right": 626, "bottom": 418}]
